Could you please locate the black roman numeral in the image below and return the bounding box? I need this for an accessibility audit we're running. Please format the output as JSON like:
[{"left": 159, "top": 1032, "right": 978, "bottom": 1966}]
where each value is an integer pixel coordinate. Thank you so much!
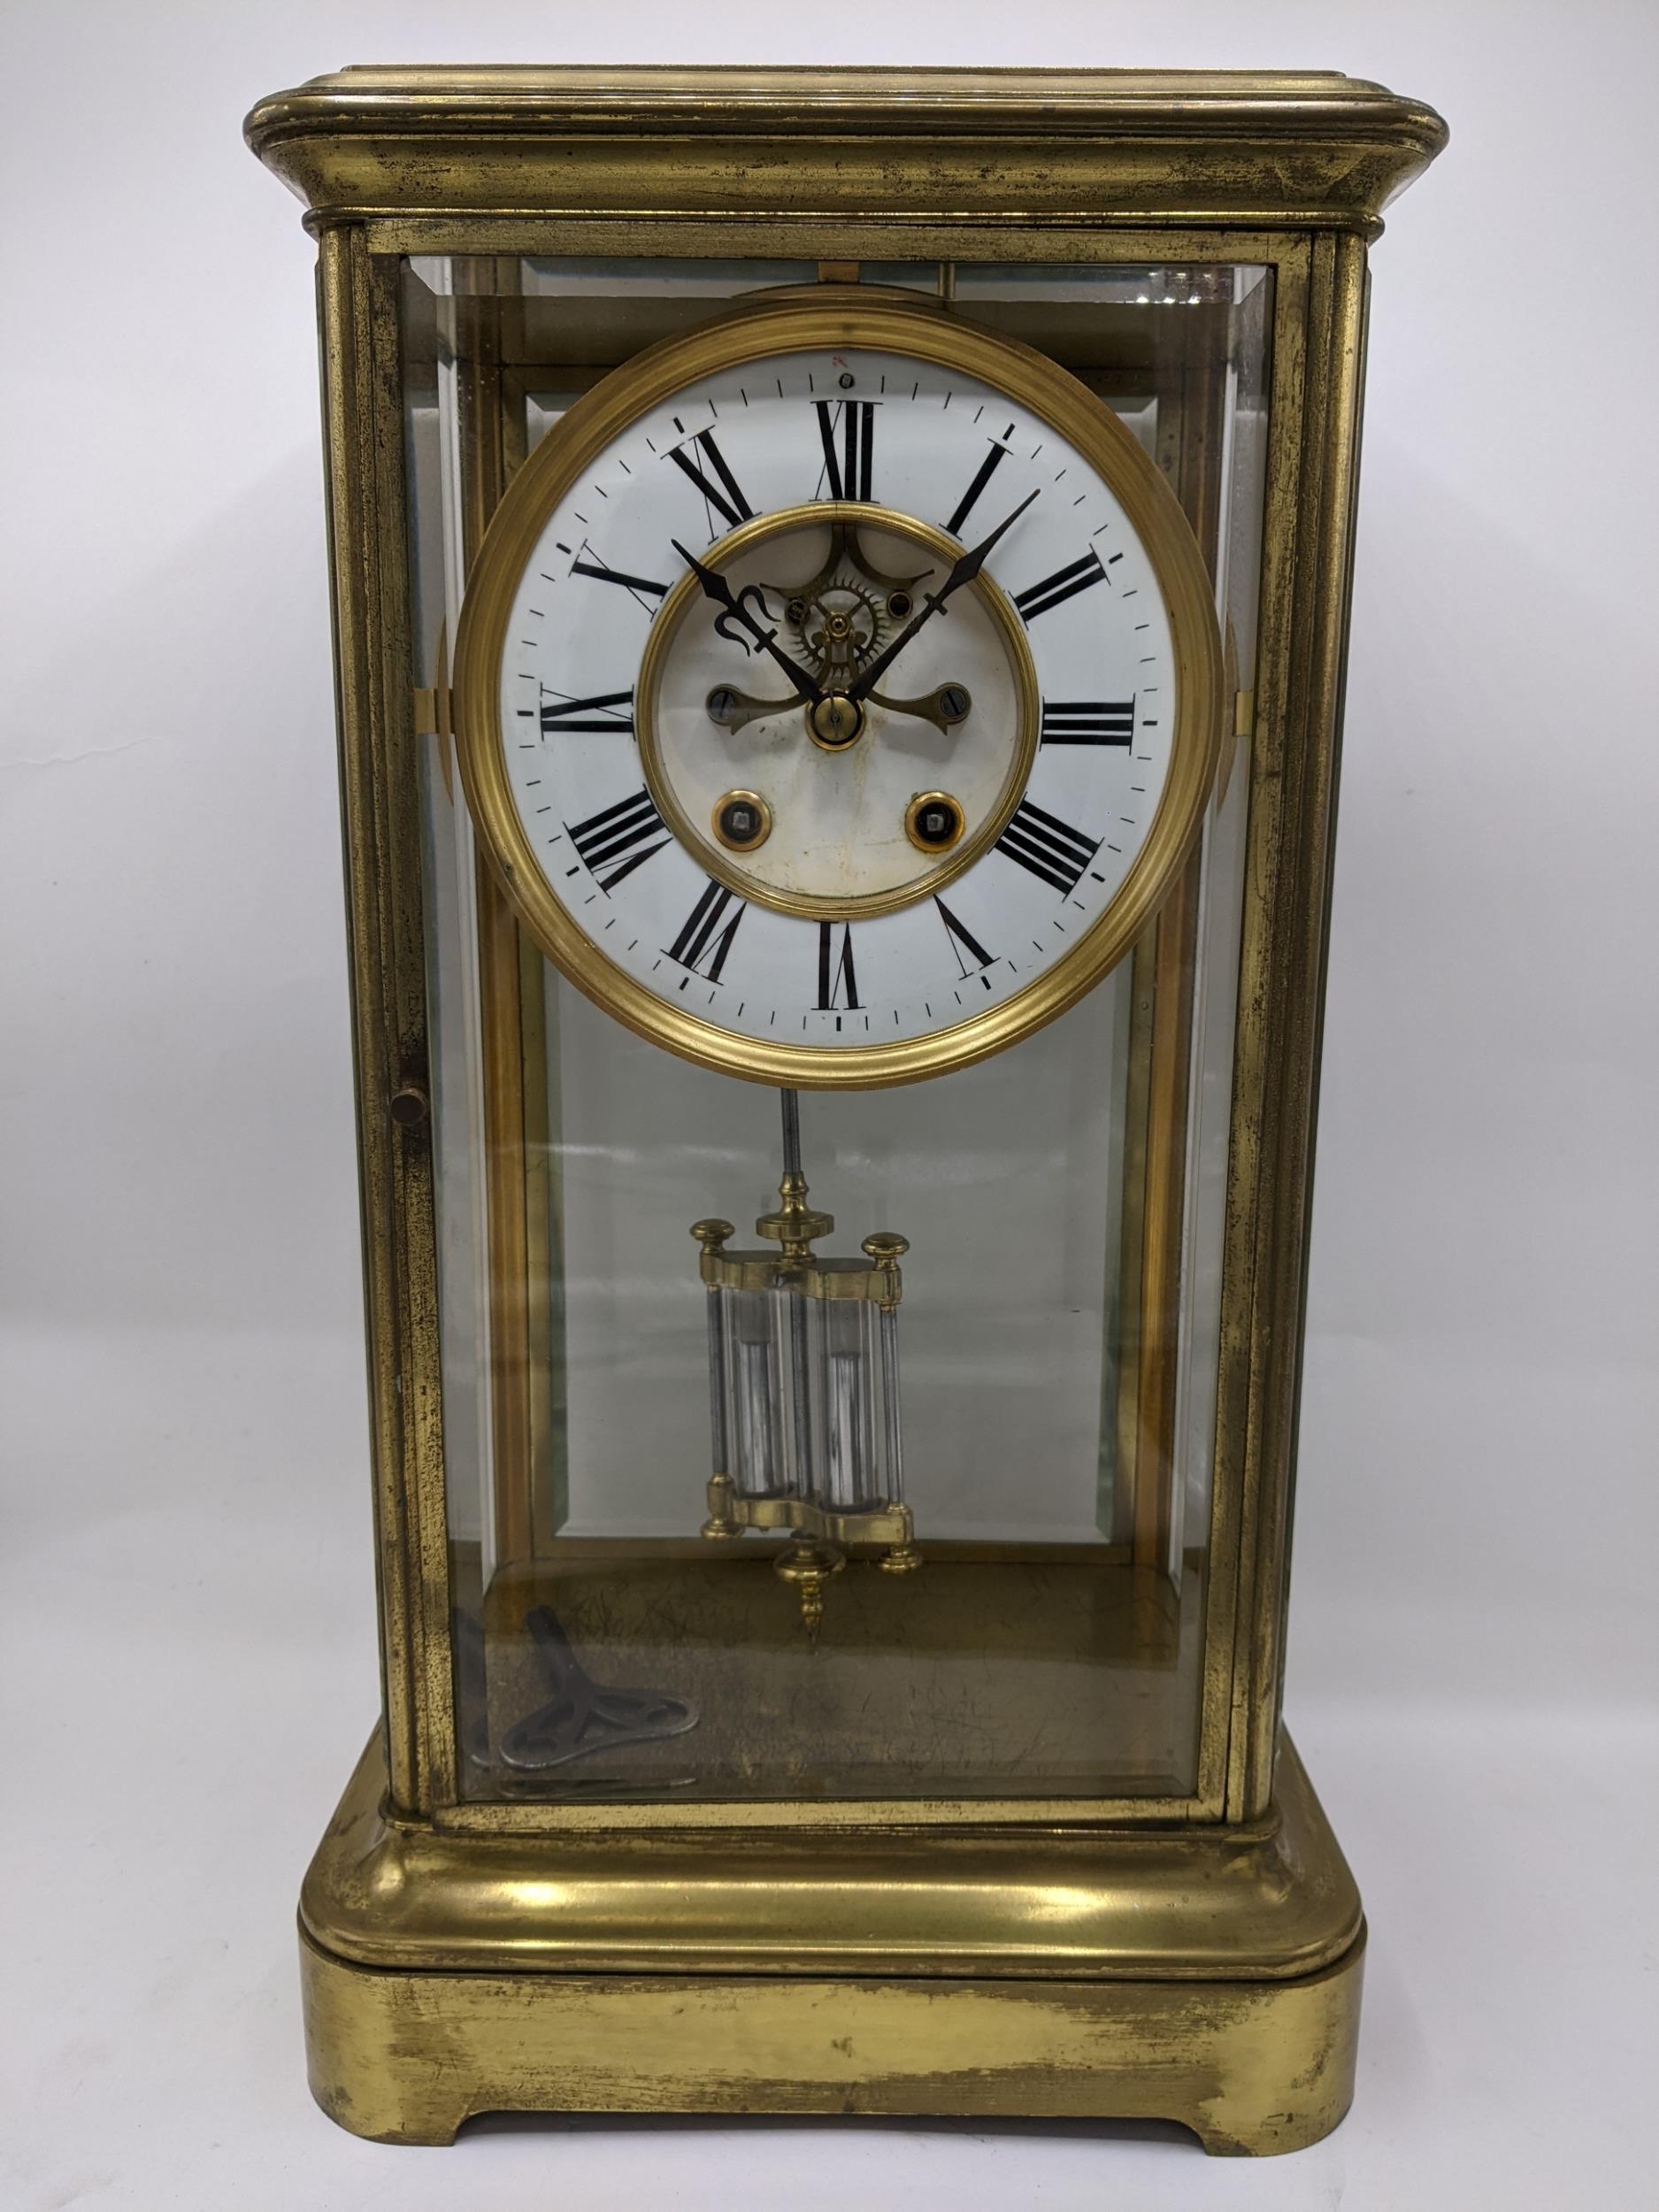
[
  {"left": 1014, "top": 549, "right": 1107, "bottom": 625},
  {"left": 995, "top": 798, "right": 1102, "bottom": 897},
  {"left": 667, "top": 879, "right": 746, "bottom": 982},
  {"left": 814, "top": 400, "right": 875, "bottom": 502},
  {"left": 1041, "top": 697, "right": 1134, "bottom": 747},
  {"left": 566, "top": 787, "right": 671, "bottom": 893},
  {"left": 667, "top": 430, "right": 753, "bottom": 532},
  {"left": 817, "top": 921, "right": 861, "bottom": 1010},
  {"left": 539, "top": 687, "right": 635, "bottom": 735},
  {"left": 569, "top": 549, "right": 670, "bottom": 611},
  {"left": 944, "top": 442, "right": 1009, "bottom": 537},
  {"left": 935, "top": 897, "right": 997, "bottom": 980}
]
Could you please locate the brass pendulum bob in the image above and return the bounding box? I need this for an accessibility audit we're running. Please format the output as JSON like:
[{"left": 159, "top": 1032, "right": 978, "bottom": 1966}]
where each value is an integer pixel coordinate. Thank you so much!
[{"left": 773, "top": 1539, "right": 845, "bottom": 1640}]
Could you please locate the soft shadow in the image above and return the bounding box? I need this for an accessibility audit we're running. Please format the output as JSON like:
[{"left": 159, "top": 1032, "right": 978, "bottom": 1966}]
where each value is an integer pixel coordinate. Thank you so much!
[{"left": 458, "top": 2109, "right": 1199, "bottom": 2151}]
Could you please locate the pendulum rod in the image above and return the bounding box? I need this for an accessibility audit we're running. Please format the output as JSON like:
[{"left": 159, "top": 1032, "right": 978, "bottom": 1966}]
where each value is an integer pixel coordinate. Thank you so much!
[{"left": 780, "top": 1090, "right": 815, "bottom": 1509}]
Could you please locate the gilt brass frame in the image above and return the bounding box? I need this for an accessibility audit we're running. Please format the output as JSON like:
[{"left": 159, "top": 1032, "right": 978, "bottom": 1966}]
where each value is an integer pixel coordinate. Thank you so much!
[{"left": 248, "top": 65, "right": 1445, "bottom": 2153}]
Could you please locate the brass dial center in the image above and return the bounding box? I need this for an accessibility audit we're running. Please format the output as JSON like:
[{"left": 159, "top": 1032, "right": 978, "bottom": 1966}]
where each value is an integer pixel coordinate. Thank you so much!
[{"left": 806, "top": 693, "right": 867, "bottom": 750}]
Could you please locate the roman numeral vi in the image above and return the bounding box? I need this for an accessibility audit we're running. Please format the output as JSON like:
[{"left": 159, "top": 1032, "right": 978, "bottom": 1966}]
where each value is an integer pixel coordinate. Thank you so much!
[{"left": 817, "top": 922, "right": 861, "bottom": 1010}]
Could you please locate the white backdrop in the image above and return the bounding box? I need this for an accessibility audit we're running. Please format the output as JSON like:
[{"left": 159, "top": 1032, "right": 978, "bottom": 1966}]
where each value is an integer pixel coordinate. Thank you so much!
[{"left": 2, "top": 5, "right": 1655, "bottom": 2208}]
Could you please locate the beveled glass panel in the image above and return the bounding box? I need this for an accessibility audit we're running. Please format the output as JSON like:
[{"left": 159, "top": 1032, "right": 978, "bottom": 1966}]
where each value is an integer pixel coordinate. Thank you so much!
[{"left": 401, "top": 255, "right": 1271, "bottom": 1805}]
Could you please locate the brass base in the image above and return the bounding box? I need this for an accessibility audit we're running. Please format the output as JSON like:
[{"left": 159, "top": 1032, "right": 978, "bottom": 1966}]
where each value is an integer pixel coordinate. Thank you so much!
[{"left": 299, "top": 1734, "right": 1363, "bottom": 2155}]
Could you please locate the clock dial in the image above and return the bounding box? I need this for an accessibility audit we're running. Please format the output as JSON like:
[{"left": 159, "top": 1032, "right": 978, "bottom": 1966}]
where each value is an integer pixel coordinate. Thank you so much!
[
  {"left": 639, "top": 504, "right": 1038, "bottom": 918},
  {"left": 455, "top": 296, "right": 1223, "bottom": 1086}
]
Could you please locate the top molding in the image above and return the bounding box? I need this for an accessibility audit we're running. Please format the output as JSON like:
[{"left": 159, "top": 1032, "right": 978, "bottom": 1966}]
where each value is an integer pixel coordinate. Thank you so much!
[{"left": 245, "top": 66, "right": 1448, "bottom": 239}]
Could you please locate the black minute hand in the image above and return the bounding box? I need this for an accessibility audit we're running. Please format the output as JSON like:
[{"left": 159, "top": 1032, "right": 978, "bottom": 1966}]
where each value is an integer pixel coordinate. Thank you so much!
[
  {"left": 846, "top": 489, "right": 1041, "bottom": 704},
  {"left": 671, "top": 539, "right": 824, "bottom": 703}
]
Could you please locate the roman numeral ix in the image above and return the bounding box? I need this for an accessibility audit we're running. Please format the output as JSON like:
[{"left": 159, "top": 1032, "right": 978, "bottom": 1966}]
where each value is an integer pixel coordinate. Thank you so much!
[
  {"left": 539, "top": 687, "right": 635, "bottom": 735},
  {"left": 995, "top": 798, "right": 1102, "bottom": 897},
  {"left": 1014, "top": 548, "right": 1107, "bottom": 625},
  {"left": 667, "top": 879, "right": 746, "bottom": 982},
  {"left": 667, "top": 430, "right": 753, "bottom": 533},
  {"left": 1041, "top": 697, "right": 1134, "bottom": 747},
  {"left": 566, "top": 787, "right": 671, "bottom": 893},
  {"left": 815, "top": 400, "right": 875, "bottom": 502},
  {"left": 817, "top": 922, "right": 861, "bottom": 1010}
]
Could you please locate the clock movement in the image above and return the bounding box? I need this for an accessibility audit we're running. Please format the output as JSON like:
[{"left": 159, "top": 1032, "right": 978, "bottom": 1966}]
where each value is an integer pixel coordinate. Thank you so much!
[{"left": 247, "top": 65, "right": 1446, "bottom": 2153}]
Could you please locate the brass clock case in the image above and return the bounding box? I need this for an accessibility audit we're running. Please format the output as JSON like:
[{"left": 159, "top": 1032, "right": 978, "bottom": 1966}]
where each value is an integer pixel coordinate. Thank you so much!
[{"left": 452, "top": 291, "right": 1225, "bottom": 1089}]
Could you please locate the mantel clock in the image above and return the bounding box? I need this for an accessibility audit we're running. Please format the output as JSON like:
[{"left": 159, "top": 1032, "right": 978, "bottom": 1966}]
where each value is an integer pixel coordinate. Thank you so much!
[{"left": 246, "top": 66, "right": 1445, "bottom": 2154}]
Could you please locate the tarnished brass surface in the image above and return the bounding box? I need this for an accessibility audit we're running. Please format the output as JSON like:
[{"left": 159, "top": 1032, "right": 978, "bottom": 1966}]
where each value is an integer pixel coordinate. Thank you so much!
[
  {"left": 245, "top": 67, "right": 1445, "bottom": 238},
  {"left": 694, "top": 1230, "right": 902, "bottom": 1304},
  {"left": 701, "top": 1473, "right": 917, "bottom": 1552},
  {"left": 302, "top": 1926, "right": 1364, "bottom": 2152},
  {"left": 303, "top": 1726, "right": 1359, "bottom": 1980}
]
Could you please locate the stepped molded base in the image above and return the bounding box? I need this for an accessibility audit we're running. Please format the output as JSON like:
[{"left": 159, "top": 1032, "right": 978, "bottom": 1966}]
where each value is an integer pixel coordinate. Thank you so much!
[{"left": 299, "top": 1734, "right": 1364, "bottom": 2155}]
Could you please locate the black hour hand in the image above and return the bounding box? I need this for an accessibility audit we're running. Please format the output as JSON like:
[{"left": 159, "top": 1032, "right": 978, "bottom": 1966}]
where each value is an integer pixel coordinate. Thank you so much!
[{"left": 672, "top": 540, "right": 824, "bottom": 703}]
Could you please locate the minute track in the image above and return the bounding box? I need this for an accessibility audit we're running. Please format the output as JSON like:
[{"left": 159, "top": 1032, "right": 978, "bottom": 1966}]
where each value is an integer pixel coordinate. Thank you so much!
[{"left": 460, "top": 304, "right": 1216, "bottom": 1084}]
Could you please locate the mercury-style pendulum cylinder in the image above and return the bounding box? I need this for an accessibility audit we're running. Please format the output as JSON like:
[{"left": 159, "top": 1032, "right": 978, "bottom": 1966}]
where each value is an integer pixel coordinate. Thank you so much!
[{"left": 690, "top": 1090, "right": 919, "bottom": 1632}]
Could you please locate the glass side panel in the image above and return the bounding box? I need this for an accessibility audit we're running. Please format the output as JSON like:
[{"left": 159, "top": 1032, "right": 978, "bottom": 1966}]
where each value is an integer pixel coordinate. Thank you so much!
[{"left": 401, "top": 255, "right": 1271, "bottom": 1805}]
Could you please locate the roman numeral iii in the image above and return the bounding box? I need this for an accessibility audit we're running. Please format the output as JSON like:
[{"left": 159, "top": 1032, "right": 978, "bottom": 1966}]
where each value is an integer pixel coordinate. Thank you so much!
[
  {"left": 566, "top": 787, "right": 671, "bottom": 893},
  {"left": 1041, "top": 697, "right": 1134, "bottom": 746},
  {"left": 539, "top": 687, "right": 635, "bottom": 735},
  {"left": 667, "top": 880, "right": 746, "bottom": 982},
  {"left": 995, "top": 798, "right": 1102, "bottom": 896},
  {"left": 667, "top": 430, "right": 753, "bottom": 531},
  {"left": 814, "top": 400, "right": 875, "bottom": 502},
  {"left": 817, "top": 922, "right": 862, "bottom": 1010},
  {"left": 1014, "top": 549, "right": 1107, "bottom": 624}
]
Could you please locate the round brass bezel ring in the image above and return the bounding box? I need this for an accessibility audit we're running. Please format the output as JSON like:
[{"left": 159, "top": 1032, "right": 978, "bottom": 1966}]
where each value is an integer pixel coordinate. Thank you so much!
[
  {"left": 905, "top": 791, "right": 965, "bottom": 855},
  {"left": 711, "top": 788, "right": 772, "bottom": 853},
  {"left": 635, "top": 502, "right": 1037, "bottom": 924},
  {"left": 452, "top": 288, "right": 1225, "bottom": 1091}
]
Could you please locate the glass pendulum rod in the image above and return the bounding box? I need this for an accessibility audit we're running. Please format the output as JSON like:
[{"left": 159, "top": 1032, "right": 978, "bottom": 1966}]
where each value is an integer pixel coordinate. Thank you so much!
[
  {"left": 780, "top": 1090, "right": 815, "bottom": 1513},
  {"left": 770, "top": 1087, "right": 842, "bottom": 1632}
]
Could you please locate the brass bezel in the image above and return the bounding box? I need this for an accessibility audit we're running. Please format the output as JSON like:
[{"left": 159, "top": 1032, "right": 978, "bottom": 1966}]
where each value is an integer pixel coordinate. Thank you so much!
[
  {"left": 710, "top": 787, "right": 772, "bottom": 852},
  {"left": 905, "top": 789, "right": 965, "bottom": 854},
  {"left": 635, "top": 500, "right": 1037, "bottom": 922},
  {"left": 453, "top": 292, "right": 1225, "bottom": 1089}
]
